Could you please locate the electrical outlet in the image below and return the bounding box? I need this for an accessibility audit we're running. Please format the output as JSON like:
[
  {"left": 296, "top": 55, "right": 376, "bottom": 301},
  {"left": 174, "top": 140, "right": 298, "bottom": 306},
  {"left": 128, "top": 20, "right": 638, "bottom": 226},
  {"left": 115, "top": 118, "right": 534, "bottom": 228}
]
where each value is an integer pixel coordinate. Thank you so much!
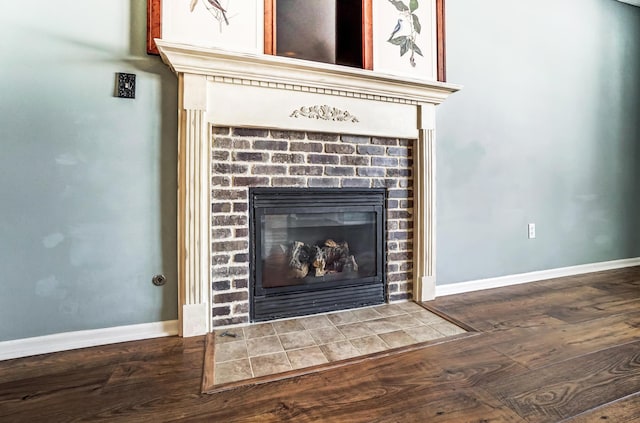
[{"left": 528, "top": 223, "right": 536, "bottom": 239}]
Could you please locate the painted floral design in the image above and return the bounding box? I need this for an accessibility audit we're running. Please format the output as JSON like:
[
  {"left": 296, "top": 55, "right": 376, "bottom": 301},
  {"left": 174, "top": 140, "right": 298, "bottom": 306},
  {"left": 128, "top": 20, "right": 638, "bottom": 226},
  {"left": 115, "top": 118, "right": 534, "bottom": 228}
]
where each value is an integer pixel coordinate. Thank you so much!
[{"left": 386, "top": 0, "right": 423, "bottom": 67}]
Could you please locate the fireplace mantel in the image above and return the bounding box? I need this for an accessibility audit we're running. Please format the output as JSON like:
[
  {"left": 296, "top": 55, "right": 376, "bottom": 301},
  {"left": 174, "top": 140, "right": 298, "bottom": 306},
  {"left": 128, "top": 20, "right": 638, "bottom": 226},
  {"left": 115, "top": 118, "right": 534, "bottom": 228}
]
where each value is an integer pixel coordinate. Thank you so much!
[{"left": 156, "top": 40, "right": 460, "bottom": 336}]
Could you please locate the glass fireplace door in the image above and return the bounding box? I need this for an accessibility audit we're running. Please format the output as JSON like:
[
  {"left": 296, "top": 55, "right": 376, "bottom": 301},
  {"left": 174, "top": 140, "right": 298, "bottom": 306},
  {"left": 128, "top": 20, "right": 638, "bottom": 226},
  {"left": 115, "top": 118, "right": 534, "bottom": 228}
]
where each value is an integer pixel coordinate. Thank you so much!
[
  {"left": 250, "top": 188, "right": 386, "bottom": 321},
  {"left": 257, "top": 208, "right": 379, "bottom": 293}
]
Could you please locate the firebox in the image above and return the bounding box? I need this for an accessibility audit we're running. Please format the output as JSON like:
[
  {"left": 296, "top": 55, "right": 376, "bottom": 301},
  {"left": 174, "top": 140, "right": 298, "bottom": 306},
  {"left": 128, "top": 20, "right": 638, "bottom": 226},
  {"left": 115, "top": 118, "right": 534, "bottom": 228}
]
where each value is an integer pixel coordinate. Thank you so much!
[{"left": 250, "top": 188, "right": 386, "bottom": 321}]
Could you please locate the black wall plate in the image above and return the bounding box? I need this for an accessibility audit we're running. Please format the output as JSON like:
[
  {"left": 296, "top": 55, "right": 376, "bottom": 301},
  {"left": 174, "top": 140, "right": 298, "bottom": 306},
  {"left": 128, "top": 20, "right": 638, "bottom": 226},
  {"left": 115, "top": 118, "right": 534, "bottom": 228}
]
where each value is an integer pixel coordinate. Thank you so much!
[{"left": 116, "top": 73, "right": 136, "bottom": 99}]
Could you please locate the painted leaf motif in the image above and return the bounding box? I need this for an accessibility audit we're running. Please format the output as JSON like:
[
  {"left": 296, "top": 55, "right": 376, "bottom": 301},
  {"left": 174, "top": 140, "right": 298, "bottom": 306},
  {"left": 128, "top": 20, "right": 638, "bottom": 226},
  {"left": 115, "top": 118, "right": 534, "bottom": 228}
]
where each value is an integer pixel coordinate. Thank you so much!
[
  {"left": 190, "top": 0, "right": 198, "bottom": 12},
  {"left": 389, "top": 0, "right": 409, "bottom": 12},
  {"left": 410, "top": 0, "right": 419, "bottom": 12},
  {"left": 389, "top": 36, "right": 408, "bottom": 46},
  {"left": 411, "top": 42, "right": 424, "bottom": 57},
  {"left": 412, "top": 13, "right": 422, "bottom": 34},
  {"left": 400, "top": 41, "right": 409, "bottom": 56}
]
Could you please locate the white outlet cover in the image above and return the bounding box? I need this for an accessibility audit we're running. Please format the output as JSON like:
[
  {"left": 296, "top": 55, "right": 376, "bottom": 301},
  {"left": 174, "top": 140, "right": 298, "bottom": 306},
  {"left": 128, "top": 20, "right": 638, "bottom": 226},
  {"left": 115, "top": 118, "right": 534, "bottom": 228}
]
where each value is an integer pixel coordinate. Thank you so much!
[{"left": 528, "top": 223, "right": 536, "bottom": 239}]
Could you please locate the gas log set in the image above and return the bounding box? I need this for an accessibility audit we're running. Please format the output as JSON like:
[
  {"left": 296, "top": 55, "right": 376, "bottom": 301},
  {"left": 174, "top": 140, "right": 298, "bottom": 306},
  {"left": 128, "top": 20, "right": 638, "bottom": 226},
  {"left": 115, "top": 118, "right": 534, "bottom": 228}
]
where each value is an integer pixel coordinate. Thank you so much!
[{"left": 287, "top": 239, "right": 359, "bottom": 278}]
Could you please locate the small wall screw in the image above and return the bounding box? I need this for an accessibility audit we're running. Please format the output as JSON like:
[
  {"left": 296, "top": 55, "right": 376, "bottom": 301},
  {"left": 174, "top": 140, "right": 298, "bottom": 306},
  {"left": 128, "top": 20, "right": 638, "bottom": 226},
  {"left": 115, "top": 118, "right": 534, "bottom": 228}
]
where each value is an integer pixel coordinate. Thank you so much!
[{"left": 152, "top": 274, "right": 167, "bottom": 286}]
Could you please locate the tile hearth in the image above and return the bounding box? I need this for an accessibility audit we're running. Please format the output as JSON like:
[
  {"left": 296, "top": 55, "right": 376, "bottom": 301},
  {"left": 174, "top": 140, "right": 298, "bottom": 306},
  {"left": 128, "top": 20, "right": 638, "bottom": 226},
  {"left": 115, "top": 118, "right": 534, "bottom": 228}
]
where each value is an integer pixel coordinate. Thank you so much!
[{"left": 212, "top": 302, "right": 466, "bottom": 386}]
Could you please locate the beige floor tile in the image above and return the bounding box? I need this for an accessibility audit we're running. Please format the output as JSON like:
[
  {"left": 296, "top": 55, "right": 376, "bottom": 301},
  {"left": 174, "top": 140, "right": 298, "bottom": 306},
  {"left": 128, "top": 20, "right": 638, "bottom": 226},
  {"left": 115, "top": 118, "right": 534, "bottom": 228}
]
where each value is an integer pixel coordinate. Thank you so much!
[
  {"left": 336, "top": 322, "right": 375, "bottom": 339},
  {"left": 375, "top": 304, "right": 406, "bottom": 317},
  {"left": 364, "top": 318, "right": 402, "bottom": 334},
  {"left": 286, "top": 346, "right": 328, "bottom": 369},
  {"left": 327, "top": 310, "right": 359, "bottom": 326},
  {"left": 404, "top": 325, "right": 446, "bottom": 342},
  {"left": 250, "top": 352, "right": 292, "bottom": 377},
  {"left": 351, "top": 307, "right": 383, "bottom": 321},
  {"left": 298, "top": 315, "right": 332, "bottom": 330},
  {"left": 320, "top": 340, "right": 361, "bottom": 361},
  {"left": 411, "top": 310, "right": 448, "bottom": 325},
  {"left": 395, "top": 301, "right": 428, "bottom": 313},
  {"left": 211, "top": 305, "right": 466, "bottom": 384},
  {"left": 379, "top": 330, "right": 417, "bottom": 348},
  {"left": 308, "top": 326, "right": 346, "bottom": 344},
  {"left": 278, "top": 331, "right": 317, "bottom": 350},
  {"left": 383, "top": 314, "right": 424, "bottom": 329},
  {"left": 431, "top": 322, "right": 466, "bottom": 336},
  {"left": 350, "top": 335, "right": 389, "bottom": 354},
  {"left": 246, "top": 335, "right": 284, "bottom": 357},
  {"left": 215, "top": 340, "right": 248, "bottom": 363},
  {"left": 243, "top": 322, "right": 275, "bottom": 339},
  {"left": 214, "top": 359, "right": 253, "bottom": 385},
  {"left": 213, "top": 329, "right": 245, "bottom": 344},
  {"left": 272, "top": 319, "right": 306, "bottom": 334}
]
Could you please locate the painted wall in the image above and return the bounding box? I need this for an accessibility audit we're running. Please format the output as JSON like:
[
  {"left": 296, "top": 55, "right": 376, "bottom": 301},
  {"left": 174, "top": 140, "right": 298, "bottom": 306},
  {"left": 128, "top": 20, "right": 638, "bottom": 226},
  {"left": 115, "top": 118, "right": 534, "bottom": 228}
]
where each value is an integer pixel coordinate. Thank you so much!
[
  {"left": 0, "top": 1, "right": 178, "bottom": 341},
  {"left": 2, "top": 0, "right": 638, "bottom": 341},
  {"left": 436, "top": 0, "right": 640, "bottom": 284}
]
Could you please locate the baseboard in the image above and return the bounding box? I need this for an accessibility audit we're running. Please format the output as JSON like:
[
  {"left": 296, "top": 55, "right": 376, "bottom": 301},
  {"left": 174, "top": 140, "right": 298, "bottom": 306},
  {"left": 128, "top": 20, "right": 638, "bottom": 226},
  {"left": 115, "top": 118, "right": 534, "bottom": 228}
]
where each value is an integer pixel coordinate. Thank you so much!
[
  {"left": 436, "top": 257, "right": 640, "bottom": 297},
  {"left": 0, "top": 320, "right": 179, "bottom": 361}
]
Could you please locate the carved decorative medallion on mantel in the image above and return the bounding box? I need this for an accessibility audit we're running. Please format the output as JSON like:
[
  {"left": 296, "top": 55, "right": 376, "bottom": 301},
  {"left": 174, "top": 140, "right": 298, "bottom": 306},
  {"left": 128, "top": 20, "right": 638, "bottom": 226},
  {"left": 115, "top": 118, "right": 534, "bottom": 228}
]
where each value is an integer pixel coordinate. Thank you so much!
[{"left": 290, "top": 105, "right": 359, "bottom": 123}]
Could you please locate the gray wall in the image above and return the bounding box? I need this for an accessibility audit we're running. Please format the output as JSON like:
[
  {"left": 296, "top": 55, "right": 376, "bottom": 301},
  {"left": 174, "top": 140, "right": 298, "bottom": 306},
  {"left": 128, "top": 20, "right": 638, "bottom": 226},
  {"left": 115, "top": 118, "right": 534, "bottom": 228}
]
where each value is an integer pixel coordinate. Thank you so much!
[
  {"left": 0, "top": 1, "right": 178, "bottom": 341},
  {"left": 437, "top": 0, "right": 640, "bottom": 284},
  {"left": 2, "top": 0, "right": 638, "bottom": 341}
]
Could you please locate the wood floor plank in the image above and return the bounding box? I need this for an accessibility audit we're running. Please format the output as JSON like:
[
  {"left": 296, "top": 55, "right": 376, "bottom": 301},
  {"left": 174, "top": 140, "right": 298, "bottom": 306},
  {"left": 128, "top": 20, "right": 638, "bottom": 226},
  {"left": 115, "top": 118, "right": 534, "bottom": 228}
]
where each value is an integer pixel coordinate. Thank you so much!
[
  {"left": 488, "top": 312, "right": 640, "bottom": 369},
  {"left": 0, "top": 335, "right": 204, "bottom": 385},
  {"left": 565, "top": 392, "right": 640, "bottom": 422},
  {"left": 0, "top": 367, "right": 114, "bottom": 422},
  {"left": 72, "top": 334, "right": 526, "bottom": 422},
  {"left": 428, "top": 285, "right": 606, "bottom": 332},
  {"left": 547, "top": 296, "right": 640, "bottom": 324},
  {"left": 0, "top": 266, "right": 639, "bottom": 422},
  {"left": 482, "top": 340, "right": 640, "bottom": 422}
]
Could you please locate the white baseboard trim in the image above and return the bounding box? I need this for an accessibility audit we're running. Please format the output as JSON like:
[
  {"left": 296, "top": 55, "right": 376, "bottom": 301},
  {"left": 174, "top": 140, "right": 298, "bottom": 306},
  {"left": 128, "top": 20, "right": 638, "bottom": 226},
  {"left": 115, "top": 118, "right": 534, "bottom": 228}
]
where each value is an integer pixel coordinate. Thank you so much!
[
  {"left": 0, "top": 320, "right": 179, "bottom": 361},
  {"left": 436, "top": 257, "right": 640, "bottom": 297}
]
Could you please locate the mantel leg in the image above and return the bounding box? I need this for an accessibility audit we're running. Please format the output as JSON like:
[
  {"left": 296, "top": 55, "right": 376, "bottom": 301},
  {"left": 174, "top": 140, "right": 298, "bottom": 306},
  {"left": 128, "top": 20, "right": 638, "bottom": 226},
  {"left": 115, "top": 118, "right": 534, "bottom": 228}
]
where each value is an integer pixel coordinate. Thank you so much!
[
  {"left": 177, "top": 74, "right": 211, "bottom": 336},
  {"left": 413, "top": 105, "right": 436, "bottom": 302}
]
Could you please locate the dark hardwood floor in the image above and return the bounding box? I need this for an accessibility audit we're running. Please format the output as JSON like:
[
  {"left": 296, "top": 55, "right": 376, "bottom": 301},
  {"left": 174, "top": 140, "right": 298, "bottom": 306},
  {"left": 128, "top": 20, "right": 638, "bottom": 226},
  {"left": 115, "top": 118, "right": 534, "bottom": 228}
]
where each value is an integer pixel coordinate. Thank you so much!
[{"left": 1, "top": 266, "right": 639, "bottom": 422}]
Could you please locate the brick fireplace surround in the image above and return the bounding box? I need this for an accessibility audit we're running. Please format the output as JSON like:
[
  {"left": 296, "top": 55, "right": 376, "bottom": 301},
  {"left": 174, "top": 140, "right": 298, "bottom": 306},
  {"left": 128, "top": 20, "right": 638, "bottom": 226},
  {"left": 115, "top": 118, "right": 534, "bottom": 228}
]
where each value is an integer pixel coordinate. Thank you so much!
[
  {"left": 211, "top": 127, "right": 415, "bottom": 327},
  {"left": 156, "top": 40, "right": 459, "bottom": 336}
]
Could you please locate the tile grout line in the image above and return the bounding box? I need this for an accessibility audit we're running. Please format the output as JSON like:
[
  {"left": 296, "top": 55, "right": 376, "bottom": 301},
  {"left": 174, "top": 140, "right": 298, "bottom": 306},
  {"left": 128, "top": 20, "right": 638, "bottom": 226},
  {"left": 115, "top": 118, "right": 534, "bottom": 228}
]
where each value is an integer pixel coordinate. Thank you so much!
[
  {"left": 274, "top": 330, "right": 295, "bottom": 370},
  {"left": 242, "top": 327, "right": 257, "bottom": 378}
]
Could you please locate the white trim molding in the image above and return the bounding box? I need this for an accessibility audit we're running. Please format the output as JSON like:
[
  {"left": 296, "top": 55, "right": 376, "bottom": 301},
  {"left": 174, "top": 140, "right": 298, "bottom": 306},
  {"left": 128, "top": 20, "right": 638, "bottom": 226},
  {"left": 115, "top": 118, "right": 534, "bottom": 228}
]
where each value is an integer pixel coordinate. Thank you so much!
[
  {"left": 0, "top": 320, "right": 178, "bottom": 361},
  {"left": 435, "top": 257, "right": 640, "bottom": 297},
  {"left": 156, "top": 41, "right": 461, "bottom": 106}
]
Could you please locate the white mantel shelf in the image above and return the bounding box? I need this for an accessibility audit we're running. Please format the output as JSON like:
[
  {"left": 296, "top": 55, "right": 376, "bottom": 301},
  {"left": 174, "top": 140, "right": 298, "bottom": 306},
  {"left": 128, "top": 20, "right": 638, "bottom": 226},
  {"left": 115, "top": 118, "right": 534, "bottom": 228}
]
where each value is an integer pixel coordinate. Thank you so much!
[
  {"left": 156, "top": 39, "right": 461, "bottom": 337},
  {"left": 156, "top": 40, "right": 460, "bottom": 106}
]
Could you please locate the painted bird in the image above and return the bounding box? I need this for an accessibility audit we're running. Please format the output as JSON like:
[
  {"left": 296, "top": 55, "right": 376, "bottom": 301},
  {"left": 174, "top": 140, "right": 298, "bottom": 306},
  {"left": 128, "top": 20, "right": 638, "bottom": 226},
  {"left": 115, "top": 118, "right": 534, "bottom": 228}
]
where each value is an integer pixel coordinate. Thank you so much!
[
  {"left": 191, "top": 0, "right": 229, "bottom": 25},
  {"left": 388, "top": 18, "right": 403, "bottom": 41},
  {"left": 206, "top": 0, "right": 229, "bottom": 25}
]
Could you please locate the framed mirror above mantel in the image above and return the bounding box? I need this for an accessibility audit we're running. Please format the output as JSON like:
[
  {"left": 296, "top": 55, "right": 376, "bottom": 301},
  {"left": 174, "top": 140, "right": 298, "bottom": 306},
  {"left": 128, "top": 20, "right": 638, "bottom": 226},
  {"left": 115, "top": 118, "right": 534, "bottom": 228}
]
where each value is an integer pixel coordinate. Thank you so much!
[{"left": 147, "top": 0, "right": 446, "bottom": 81}]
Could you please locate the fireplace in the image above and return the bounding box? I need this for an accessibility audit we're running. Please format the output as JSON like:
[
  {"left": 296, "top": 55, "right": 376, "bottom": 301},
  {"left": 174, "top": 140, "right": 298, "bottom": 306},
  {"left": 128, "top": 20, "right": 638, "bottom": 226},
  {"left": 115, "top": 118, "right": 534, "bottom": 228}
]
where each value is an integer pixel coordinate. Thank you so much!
[
  {"left": 155, "top": 41, "right": 459, "bottom": 336},
  {"left": 251, "top": 188, "right": 386, "bottom": 321}
]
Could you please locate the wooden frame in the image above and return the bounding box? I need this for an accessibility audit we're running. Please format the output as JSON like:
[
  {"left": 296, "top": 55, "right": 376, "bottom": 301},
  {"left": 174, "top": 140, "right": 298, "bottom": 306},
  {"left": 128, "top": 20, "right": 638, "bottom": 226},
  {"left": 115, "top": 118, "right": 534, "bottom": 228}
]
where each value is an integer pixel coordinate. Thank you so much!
[
  {"left": 362, "top": 0, "right": 374, "bottom": 71},
  {"left": 147, "top": 0, "right": 445, "bottom": 77},
  {"left": 263, "top": 0, "right": 276, "bottom": 56},
  {"left": 436, "top": 0, "right": 446, "bottom": 81},
  {"left": 147, "top": 0, "right": 161, "bottom": 55}
]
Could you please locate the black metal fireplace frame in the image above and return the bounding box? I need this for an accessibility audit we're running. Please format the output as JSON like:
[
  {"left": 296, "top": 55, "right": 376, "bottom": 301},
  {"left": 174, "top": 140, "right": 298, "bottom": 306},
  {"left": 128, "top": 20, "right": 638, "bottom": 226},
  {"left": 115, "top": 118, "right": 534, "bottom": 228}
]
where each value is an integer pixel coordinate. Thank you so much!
[{"left": 249, "top": 187, "right": 386, "bottom": 322}]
